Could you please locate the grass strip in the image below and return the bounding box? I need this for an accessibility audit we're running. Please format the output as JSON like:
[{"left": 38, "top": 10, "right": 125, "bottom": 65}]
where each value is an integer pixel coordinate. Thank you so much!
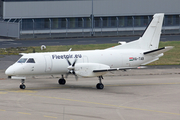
[{"left": 0, "top": 41, "right": 179, "bottom": 65}]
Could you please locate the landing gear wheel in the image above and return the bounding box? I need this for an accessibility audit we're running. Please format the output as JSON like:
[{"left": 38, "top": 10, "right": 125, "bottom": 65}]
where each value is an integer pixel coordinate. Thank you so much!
[
  {"left": 19, "top": 79, "right": 26, "bottom": 89},
  {"left": 96, "top": 76, "right": 104, "bottom": 89},
  {"left": 96, "top": 83, "right": 104, "bottom": 89},
  {"left": 58, "top": 78, "right": 66, "bottom": 85},
  {"left": 19, "top": 84, "right": 26, "bottom": 89}
]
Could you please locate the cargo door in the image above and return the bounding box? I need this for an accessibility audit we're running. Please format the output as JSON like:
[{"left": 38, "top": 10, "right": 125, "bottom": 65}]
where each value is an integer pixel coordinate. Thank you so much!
[
  {"left": 83, "top": 55, "right": 89, "bottom": 63},
  {"left": 44, "top": 55, "right": 52, "bottom": 72}
]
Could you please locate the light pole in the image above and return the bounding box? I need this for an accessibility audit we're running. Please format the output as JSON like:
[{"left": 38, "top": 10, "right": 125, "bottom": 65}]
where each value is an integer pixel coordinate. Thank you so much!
[
  {"left": 91, "top": 0, "right": 94, "bottom": 36},
  {"left": 179, "top": 15, "right": 180, "bottom": 33},
  {"left": 132, "top": 16, "right": 134, "bottom": 35}
]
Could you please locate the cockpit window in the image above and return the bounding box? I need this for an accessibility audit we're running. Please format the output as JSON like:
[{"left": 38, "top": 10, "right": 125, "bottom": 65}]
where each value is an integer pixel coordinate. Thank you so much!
[
  {"left": 27, "top": 58, "right": 35, "bottom": 63},
  {"left": 17, "top": 58, "right": 27, "bottom": 63}
]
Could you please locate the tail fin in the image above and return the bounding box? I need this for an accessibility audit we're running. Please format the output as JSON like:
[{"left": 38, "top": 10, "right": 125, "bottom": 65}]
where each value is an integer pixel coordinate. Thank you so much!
[
  {"left": 106, "top": 13, "right": 164, "bottom": 50},
  {"left": 139, "top": 13, "right": 164, "bottom": 50}
]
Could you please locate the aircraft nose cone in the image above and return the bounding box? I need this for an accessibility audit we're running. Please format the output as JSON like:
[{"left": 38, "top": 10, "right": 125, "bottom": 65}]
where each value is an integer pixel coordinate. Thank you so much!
[{"left": 5, "top": 66, "right": 15, "bottom": 76}]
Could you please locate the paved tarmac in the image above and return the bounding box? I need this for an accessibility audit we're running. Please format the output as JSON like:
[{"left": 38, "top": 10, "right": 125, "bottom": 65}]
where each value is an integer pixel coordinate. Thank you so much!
[{"left": 0, "top": 55, "right": 180, "bottom": 120}]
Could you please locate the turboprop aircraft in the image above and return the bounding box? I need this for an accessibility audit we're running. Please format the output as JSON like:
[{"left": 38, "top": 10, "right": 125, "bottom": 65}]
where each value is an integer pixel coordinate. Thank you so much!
[{"left": 5, "top": 13, "right": 173, "bottom": 89}]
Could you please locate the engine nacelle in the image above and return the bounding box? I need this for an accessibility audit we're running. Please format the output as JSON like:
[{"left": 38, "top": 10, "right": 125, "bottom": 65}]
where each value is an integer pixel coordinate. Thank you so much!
[{"left": 75, "top": 63, "right": 110, "bottom": 77}]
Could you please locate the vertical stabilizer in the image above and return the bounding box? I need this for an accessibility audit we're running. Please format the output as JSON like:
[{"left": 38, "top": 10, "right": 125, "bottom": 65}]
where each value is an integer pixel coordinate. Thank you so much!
[
  {"left": 139, "top": 13, "right": 164, "bottom": 50},
  {"left": 106, "top": 13, "right": 165, "bottom": 51}
]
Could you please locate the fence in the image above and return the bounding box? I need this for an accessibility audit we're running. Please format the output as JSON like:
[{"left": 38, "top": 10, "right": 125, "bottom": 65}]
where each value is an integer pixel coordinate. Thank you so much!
[
  {"left": 19, "top": 15, "right": 180, "bottom": 39},
  {"left": 19, "top": 26, "right": 180, "bottom": 39},
  {"left": 0, "top": 15, "right": 180, "bottom": 39}
]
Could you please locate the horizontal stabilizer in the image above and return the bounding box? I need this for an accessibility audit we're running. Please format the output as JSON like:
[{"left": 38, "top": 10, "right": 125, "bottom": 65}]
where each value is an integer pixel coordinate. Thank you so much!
[
  {"left": 11, "top": 76, "right": 26, "bottom": 80},
  {"left": 93, "top": 66, "right": 146, "bottom": 73},
  {"left": 19, "top": 53, "right": 27, "bottom": 55},
  {"left": 144, "top": 46, "right": 173, "bottom": 56}
]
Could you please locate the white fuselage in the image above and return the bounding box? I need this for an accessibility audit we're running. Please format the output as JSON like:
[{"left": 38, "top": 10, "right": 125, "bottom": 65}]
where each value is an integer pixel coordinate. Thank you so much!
[{"left": 5, "top": 49, "right": 159, "bottom": 77}]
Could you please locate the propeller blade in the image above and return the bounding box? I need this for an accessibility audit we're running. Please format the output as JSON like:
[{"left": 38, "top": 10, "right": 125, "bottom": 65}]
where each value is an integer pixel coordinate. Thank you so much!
[
  {"left": 72, "top": 70, "right": 76, "bottom": 75},
  {"left": 66, "top": 58, "right": 71, "bottom": 66},
  {"left": 75, "top": 75, "right": 78, "bottom": 81},
  {"left": 65, "top": 73, "right": 69, "bottom": 78},
  {"left": 72, "top": 59, "right": 77, "bottom": 67}
]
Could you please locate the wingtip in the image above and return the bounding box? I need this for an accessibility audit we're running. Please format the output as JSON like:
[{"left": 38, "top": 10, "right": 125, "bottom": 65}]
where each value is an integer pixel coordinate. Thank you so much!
[
  {"left": 19, "top": 53, "right": 26, "bottom": 55},
  {"left": 165, "top": 46, "right": 174, "bottom": 49}
]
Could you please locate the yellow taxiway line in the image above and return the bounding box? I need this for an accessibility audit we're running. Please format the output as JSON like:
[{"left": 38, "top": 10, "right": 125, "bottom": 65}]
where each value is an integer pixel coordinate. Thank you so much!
[{"left": 29, "top": 93, "right": 180, "bottom": 116}]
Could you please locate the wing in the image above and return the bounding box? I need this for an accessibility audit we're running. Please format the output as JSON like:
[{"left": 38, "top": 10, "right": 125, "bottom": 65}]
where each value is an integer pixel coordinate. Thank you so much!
[
  {"left": 93, "top": 66, "right": 145, "bottom": 73},
  {"left": 74, "top": 63, "right": 145, "bottom": 77}
]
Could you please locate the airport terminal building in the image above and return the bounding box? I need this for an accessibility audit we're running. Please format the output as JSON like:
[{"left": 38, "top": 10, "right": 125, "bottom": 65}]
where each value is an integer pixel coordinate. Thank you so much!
[{"left": 0, "top": 0, "right": 180, "bottom": 38}]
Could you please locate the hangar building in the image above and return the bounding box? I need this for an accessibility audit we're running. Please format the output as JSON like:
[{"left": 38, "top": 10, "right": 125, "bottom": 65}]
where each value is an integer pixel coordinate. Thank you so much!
[{"left": 0, "top": 0, "right": 180, "bottom": 38}]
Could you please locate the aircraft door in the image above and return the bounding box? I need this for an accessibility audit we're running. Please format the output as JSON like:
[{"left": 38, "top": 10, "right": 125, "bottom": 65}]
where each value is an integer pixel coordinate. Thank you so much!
[
  {"left": 44, "top": 55, "right": 52, "bottom": 72},
  {"left": 83, "top": 56, "right": 89, "bottom": 63}
]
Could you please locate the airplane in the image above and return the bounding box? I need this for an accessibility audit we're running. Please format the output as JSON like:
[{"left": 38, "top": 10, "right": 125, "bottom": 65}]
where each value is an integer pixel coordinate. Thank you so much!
[{"left": 5, "top": 13, "right": 173, "bottom": 90}]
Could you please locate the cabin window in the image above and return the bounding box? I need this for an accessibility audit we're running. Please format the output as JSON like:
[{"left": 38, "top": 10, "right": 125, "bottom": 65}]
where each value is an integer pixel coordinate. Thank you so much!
[
  {"left": 17, "top": 58, "right": 28, "bottom": 63},
  {"left": 27, "top": 58, "right": 35, "bottom": 63}
]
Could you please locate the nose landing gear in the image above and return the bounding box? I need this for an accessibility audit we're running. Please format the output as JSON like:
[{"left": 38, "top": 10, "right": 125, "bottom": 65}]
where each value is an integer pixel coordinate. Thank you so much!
[{"left": 19, "top": 79, "right": 26, "bottom": 89}]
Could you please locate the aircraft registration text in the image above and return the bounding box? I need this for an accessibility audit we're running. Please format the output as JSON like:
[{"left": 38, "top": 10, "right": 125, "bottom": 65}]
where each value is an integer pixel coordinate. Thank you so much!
[{"left": 129, "top": 57, "right": 144, "bottom": 61}]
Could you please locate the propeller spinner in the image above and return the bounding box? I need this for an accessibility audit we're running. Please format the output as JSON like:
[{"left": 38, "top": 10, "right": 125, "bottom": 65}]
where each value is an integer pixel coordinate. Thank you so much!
[{"left": 66, "top": 59, "right": 78, "bottom": 80}]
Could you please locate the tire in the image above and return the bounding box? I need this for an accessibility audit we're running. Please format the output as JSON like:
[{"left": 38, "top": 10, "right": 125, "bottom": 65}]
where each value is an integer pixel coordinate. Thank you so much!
[
  {"left": 96, "top": 83, "right": 104, "bottom": 89},
  {"left": 58, "top": 79, "right": 66, "bottom": 85},
  {"left": 20, "top": 84, "right": 26, "bottom": 89}
]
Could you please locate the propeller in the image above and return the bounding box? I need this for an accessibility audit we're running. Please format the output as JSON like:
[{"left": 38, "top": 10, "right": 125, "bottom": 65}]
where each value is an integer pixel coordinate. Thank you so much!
[{"left": 66, "top": 58, "right": 78, "bottom": 80}]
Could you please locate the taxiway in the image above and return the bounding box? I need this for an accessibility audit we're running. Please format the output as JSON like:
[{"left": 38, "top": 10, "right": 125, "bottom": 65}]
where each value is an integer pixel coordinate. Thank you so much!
[{"left": 0, "top": 68, "right": 180, "bottom": 120}]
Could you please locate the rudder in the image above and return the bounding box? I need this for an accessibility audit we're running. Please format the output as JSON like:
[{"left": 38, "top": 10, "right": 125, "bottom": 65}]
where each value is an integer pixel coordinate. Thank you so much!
[{"left": 139, "top": 13, "right": 164, "bottom": 50}]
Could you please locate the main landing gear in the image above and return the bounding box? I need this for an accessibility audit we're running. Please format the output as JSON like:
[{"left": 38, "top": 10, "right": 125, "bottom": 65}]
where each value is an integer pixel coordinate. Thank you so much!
[
  {"left": 96, "top": 76, "right": 104, "bottom": 89},
  {"left": 19, "top": 79, "right": 26, "bottom": 89},
  {"left": 58, "top": 75, "right": 104, "bottom": 89},
  {"left": 58, "top": 75, "right": 66, "bottom": 85}
]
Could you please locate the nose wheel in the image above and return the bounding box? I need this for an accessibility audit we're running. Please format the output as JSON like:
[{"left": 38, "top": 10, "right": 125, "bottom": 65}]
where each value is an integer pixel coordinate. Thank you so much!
[
  {"left": 20, "top": 84, "right": 26, "bottom": 89},
  {"left": 96, "top": 83, "right": 104, "bottom": 89},
  {"left": 19, "top": 79, "right": 26, "bottom": 89}
]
